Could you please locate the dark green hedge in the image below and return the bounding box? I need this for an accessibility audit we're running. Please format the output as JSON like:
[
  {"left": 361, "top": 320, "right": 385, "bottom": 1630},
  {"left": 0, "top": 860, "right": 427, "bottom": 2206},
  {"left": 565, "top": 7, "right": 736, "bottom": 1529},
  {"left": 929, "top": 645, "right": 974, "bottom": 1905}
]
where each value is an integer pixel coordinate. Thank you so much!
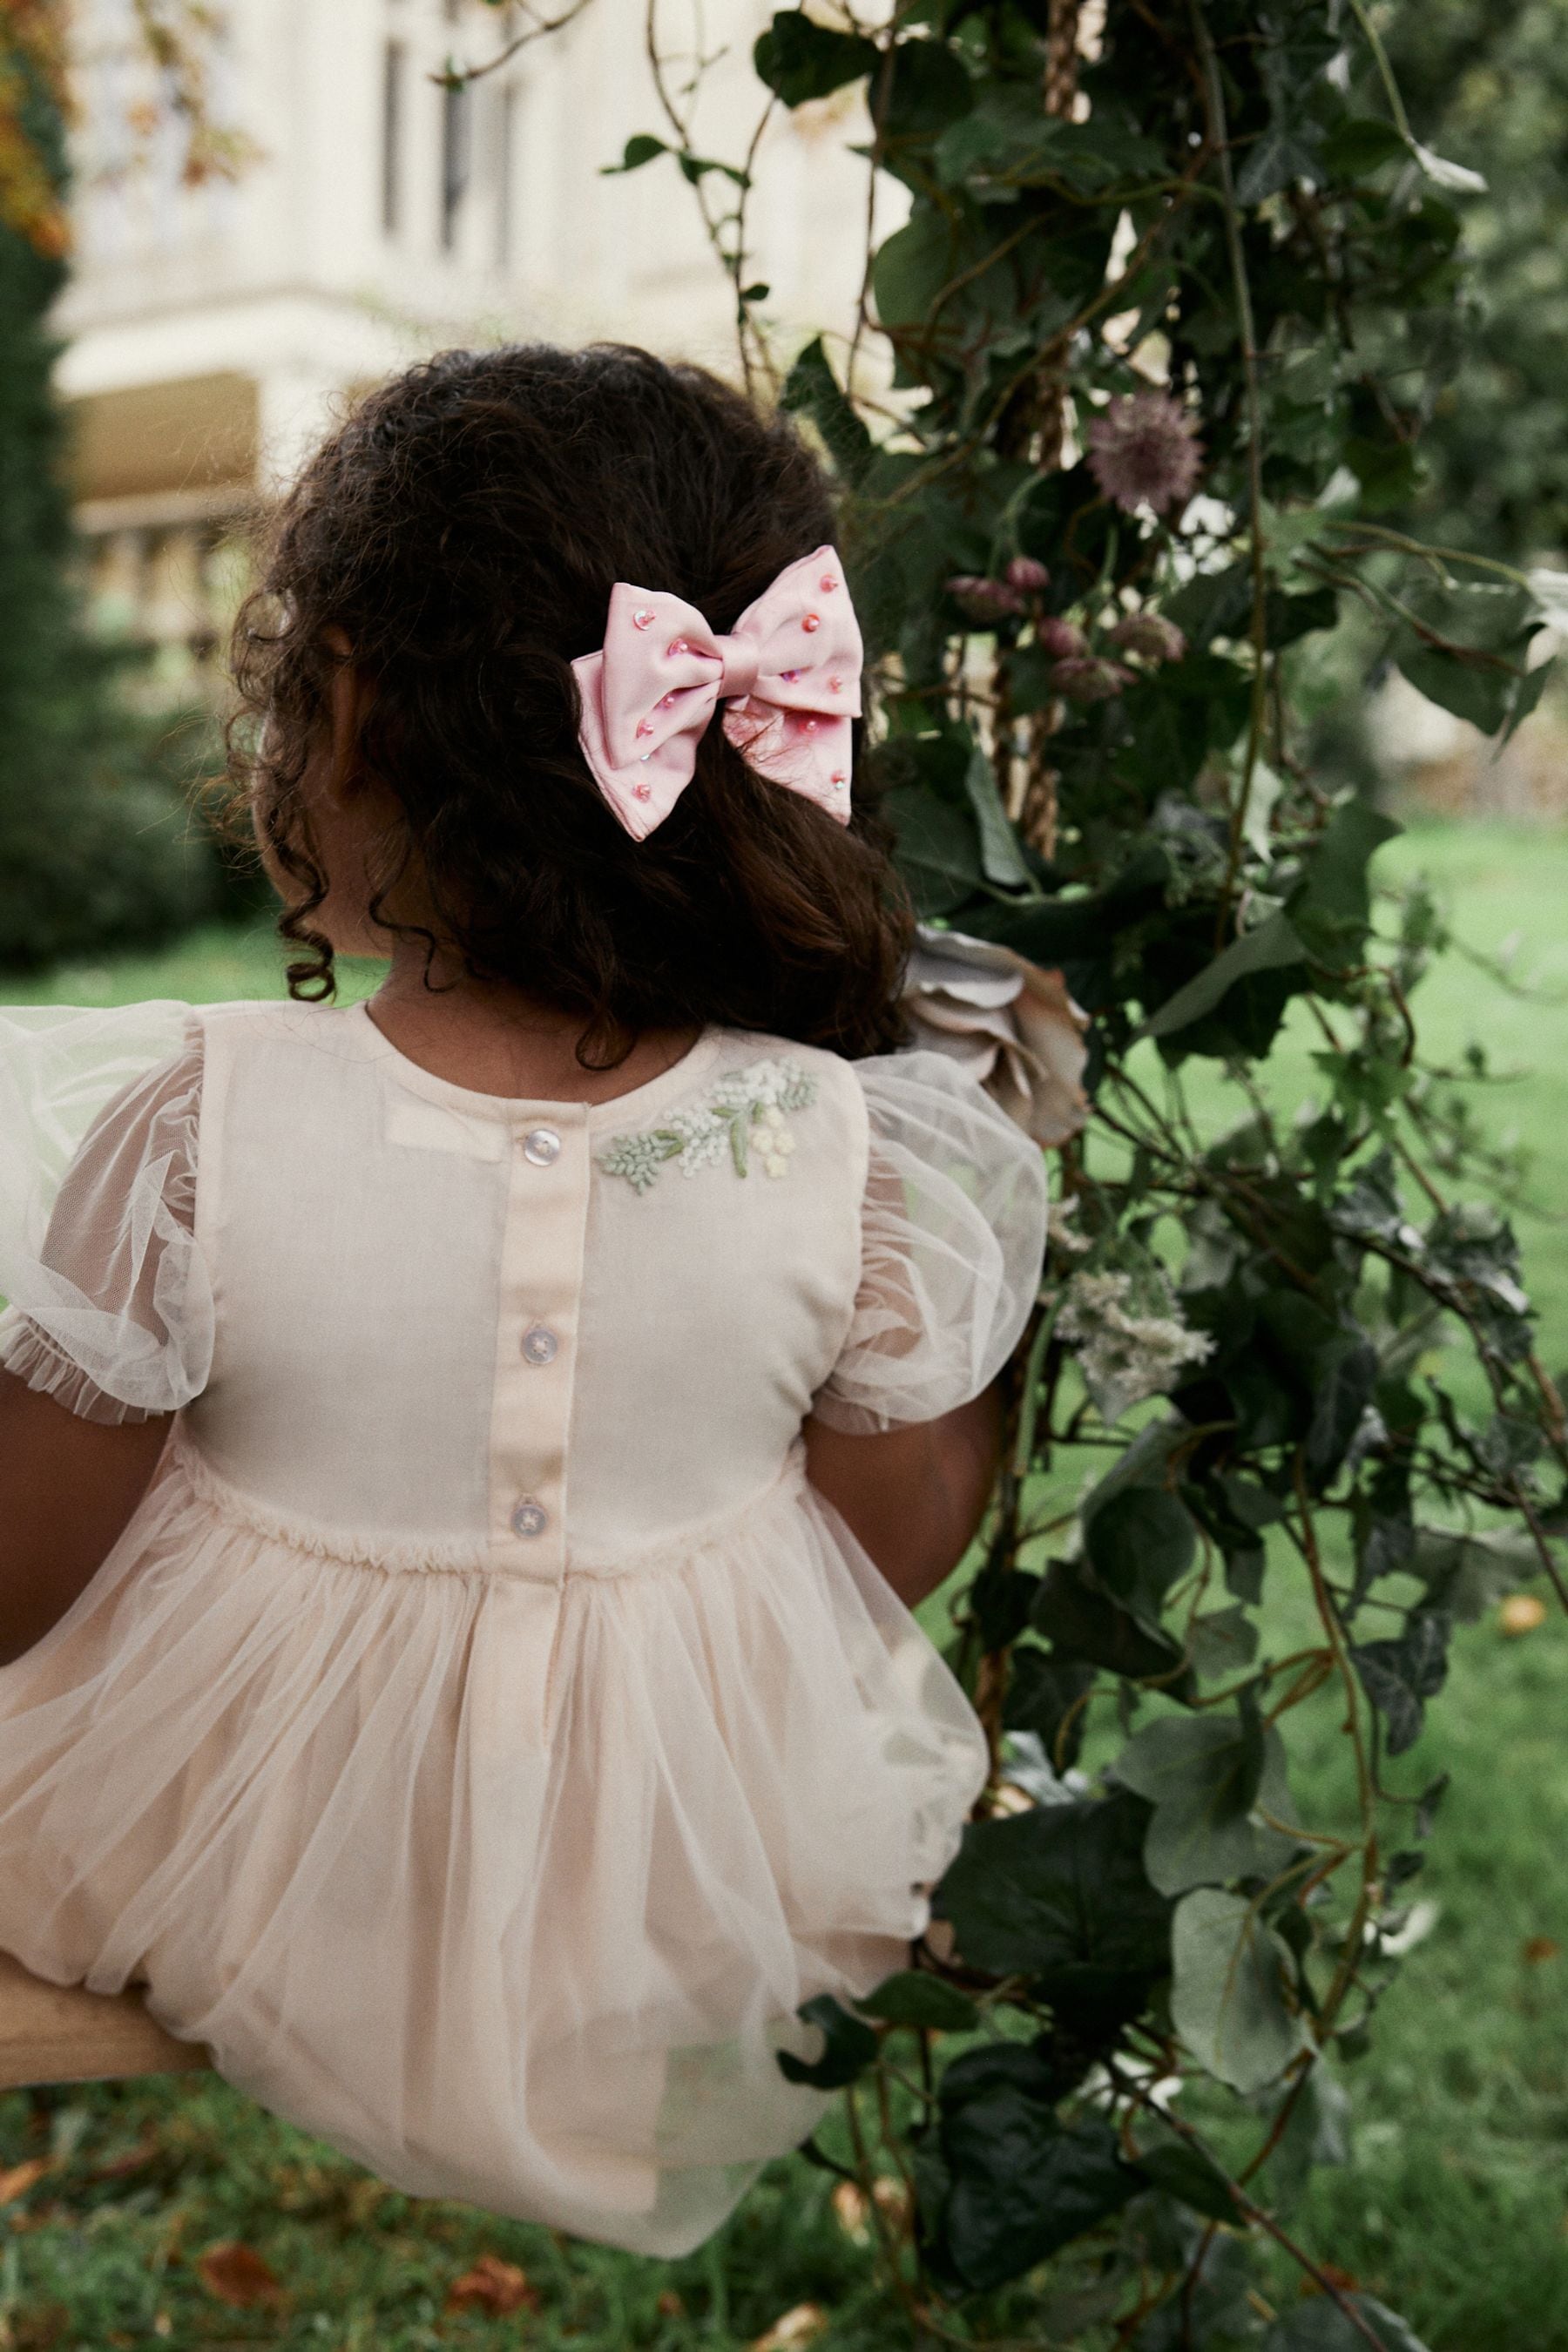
[{"left": 0, "top": 50, "right": 226, "bottom": 975}]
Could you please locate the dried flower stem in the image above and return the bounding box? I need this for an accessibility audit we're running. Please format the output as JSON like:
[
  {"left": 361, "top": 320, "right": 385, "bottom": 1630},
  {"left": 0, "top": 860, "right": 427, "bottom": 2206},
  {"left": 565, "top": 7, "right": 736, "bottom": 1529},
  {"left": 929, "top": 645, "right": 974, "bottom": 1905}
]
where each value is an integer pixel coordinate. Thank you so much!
[{"left": 1188, "top": 0, "right": 1269, "bottom": 938}]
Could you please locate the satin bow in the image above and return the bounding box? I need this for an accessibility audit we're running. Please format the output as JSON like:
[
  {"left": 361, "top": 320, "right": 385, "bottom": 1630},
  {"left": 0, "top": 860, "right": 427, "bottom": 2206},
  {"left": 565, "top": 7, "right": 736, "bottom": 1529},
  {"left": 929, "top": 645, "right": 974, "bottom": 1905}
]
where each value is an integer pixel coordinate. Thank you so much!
[{"left": 571, "top": 544, "right": 862, "bottom": 840}]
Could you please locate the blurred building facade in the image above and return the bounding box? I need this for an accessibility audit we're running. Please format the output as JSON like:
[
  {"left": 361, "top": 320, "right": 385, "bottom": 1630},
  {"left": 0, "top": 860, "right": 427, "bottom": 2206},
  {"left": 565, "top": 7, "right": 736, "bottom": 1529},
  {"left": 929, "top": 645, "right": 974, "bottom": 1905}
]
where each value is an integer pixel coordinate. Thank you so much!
[{"left": 56, "top": 0, "right": 875, "bottom": 686}]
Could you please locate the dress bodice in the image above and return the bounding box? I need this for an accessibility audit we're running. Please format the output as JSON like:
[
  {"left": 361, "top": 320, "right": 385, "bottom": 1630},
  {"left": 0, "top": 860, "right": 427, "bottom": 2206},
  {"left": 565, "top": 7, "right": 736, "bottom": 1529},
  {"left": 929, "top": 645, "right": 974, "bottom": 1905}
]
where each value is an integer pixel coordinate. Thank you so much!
[
  {"left": 189, "top": 1004, "right": 868, "bottom": 1575},
  {"left": 1, "top": 997, "right": 1047, "bottom": 1579}
]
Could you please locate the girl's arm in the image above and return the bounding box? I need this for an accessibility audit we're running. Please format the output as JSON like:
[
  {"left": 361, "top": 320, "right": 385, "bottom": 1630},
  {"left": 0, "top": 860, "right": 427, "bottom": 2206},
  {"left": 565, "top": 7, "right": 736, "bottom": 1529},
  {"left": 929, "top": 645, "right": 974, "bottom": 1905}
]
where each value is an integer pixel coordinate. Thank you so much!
[
  {"left": 0, "top": 1372, "right": 169, "bottom": 1668},
  {"left": 803, "top": 1381, "right": 1004, "bottom": 1611}
]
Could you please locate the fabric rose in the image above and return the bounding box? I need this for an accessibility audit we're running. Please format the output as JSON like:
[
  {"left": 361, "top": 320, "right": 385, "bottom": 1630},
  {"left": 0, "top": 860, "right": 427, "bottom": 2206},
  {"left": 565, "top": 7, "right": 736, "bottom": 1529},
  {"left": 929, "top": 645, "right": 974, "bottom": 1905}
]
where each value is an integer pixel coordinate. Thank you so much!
[{"left": 902, "top": 927, "right": 1089, "bottom": 1147}]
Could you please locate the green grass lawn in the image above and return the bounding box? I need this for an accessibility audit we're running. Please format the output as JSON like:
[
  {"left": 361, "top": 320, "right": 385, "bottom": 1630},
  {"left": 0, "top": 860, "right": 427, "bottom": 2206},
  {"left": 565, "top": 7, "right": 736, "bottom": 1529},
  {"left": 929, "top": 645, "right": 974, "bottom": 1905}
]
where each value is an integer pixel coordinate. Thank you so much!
[{"left": 1, "top": 821, "right": 1565, "bottom": 2349}]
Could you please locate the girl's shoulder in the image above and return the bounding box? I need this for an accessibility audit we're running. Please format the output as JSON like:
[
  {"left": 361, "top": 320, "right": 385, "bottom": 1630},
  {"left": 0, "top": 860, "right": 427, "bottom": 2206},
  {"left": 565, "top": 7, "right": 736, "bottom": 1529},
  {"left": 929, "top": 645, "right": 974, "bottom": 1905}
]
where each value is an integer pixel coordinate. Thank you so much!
[
  {"left": 661, "top": 1030, "right": 1044, "bottom": 1202},
  {"left": 688, "top": 1027, "right": 1040, "bottom": 1155}
]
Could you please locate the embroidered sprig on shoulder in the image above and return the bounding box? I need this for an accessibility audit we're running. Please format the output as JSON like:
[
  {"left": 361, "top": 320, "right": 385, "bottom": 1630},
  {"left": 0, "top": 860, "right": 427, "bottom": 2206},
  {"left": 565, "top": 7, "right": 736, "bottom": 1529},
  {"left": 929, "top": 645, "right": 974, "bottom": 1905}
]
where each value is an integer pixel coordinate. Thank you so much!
[{"left": 598, "top": 1058, "right": 818, "bottom": 1193}]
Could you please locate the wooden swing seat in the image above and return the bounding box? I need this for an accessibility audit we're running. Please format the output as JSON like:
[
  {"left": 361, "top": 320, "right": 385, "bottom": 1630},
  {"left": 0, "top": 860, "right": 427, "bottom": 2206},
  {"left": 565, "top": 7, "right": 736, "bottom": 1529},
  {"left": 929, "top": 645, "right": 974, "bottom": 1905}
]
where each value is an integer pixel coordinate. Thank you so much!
[{"left": 0, "top": 1951, "right": 209, "bottom": 2090}]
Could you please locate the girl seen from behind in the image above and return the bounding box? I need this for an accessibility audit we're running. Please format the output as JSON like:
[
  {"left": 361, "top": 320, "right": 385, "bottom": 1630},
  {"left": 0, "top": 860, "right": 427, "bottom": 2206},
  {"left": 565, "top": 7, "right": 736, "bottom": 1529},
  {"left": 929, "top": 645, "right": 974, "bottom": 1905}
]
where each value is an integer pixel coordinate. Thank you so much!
[{"left": 0, "top": 344, "right": 1046, "bottom": 2254}]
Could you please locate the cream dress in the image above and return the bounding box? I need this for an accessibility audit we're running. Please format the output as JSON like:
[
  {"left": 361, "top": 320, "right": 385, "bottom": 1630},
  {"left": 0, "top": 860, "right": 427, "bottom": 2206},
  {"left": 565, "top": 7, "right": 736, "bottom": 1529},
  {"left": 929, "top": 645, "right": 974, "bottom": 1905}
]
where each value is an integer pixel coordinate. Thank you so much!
[{"left": 0, "top": 997, "right": 1046, "bottom": 2256}]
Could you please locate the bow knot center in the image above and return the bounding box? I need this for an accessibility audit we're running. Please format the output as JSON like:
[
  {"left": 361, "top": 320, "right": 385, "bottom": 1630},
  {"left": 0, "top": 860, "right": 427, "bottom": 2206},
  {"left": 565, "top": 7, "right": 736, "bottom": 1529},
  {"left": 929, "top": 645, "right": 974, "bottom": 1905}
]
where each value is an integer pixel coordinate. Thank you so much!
[{"left": 715, "top": 633, "right": 760, "bottom": 704}]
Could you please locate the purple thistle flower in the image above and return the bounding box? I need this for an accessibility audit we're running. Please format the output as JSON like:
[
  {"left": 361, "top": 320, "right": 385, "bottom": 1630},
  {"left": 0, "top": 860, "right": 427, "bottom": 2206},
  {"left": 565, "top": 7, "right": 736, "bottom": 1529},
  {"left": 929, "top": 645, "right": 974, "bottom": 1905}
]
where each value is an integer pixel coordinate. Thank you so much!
[
  {"left": 1107, "top": 613, "right": 1189, "bottom": 664},
  {"left": 1034, "top": 616, "right": 1089, "bottom": 660},
  {"left": 1051, "top": 656, "right": 1135, "bottom": 703},
  {"left": 1005, "top": 555, "right": 1051, "bottom": 593},
  {"left": 946, "top": 573, "right": 1025, "bottom": 623},
  {"left": 1085, "top": 392, "right": 1205, "bottom": 517}
]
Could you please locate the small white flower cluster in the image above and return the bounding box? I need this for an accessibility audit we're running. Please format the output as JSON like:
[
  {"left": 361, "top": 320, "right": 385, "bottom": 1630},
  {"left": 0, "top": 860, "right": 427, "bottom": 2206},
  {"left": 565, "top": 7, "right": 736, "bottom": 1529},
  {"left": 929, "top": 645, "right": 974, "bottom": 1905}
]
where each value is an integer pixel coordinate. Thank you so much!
[
  {"left": 1047, "top": 1193, "right": 1095, "bottom": 1258},
  {"left": 598, "top": 1058, "right": 816, "bottom": 1193},
  {"left": 752, "top": 1101, "right": 797, "bottom": 1179},
  {"left": 1056, "top": 1268, "right": 1214, "bottom": 1424}
]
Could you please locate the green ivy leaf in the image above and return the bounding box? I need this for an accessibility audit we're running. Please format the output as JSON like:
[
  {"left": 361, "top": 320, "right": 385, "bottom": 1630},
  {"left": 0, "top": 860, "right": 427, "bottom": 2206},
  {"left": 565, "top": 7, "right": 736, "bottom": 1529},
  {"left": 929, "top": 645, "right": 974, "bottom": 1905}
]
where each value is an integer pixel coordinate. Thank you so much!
[
  {"left": 883, "top": 40, "right": 971, "bottom": 140},
  {"left": 1409, "top": 1525, "right": 1543, "bottom": 1622},
  {"left": 600, "top": 133, "right": 669, "bottom": 175},
  {"left": 883, "top": 785, "right": 983, "bottom": 916},
  {"left": 856, "top": 1970, "right": 979, "bottom": 2032},
  {"left": 1288, "top": 796, "right": 1402, "bottom": 966},
  {"left": 1170, "top": 1888, "right": 1306, "bottom": 2093},
  {"left": 753, "top": 10, "right": 878, "bottom": 105},
  {"left": 962, "top": 745, "right": 1031, "bottom": 889},
  {"left": 936, "top": 2057, "right": 1142, "bottom": 2291},
  {"left": 937, "top": 1790, "right": 1173, "bottom": 2013},
  {"left": 1143, "top": 912, "right": 1308, "bottom": 1041},
  {"left": 780, "top": 334, "right": 874, "bottom": 486},
  {"left": 1254, "top": 1294, "right": 1379, "bottom": 1490},
  {"left": 1085, "top": 1486, "right": 1196, "bottom": 1632},
  {"left": 1235, "top": 120, "right": 1325, "bottom": 206},
  {"left": 775, "top": 1992, "right": 878, "bottom": 2088},
  {"left": 1114, "top": 1707, "right": 1299, "bottom": 1897},
  {"left": 1134, "top": 2132, "right": 1246, "bottom": 2224},
  {"left": 871, "top": 210, "right": 960, "bottom": 328},
  {"left": 1186, "top": 1602, "right": 1260, "bottom": 1682},
  {"left": 1031, "top": 1557, "right": 1194, "bottom": 1687},
  {"left": 935, "top": 91, "right": 1074, "bottom": 188},
  {"left": 967, "top": 1559, "right": 1041, "bottom": 1649},
  {"left": 1321, "top": 117, "right": 1410, "bottom": 179},
  {"left": 1392, "top": 580, "right": 1548, "bottom": 739},
  {"left": 1265, "top": 2061, "right": 1352, "bottom": 2212},
  {"left": 1002, "top": 1646, "right": 1096, "bottom": 1769},
  {"left": 1350, "top": 1609, "right": 1452, "bottom": 1755}
]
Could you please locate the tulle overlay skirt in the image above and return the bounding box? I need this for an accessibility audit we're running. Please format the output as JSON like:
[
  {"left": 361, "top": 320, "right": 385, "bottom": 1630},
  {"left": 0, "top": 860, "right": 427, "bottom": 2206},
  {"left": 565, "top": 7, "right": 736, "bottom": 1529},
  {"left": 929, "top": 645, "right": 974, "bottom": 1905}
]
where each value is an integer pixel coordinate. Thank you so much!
[{"left": 0, "top": 1431, "right": 986, "bottom": 2254}]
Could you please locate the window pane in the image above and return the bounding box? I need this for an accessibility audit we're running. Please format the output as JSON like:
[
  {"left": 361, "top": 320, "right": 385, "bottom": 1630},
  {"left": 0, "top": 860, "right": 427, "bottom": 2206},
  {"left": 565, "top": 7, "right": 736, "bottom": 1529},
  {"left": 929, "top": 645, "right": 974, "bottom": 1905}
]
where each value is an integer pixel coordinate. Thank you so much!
[
  {"left": 382, "top": 41, "right": 404, "bottom": 235},
  {"left": 496, "top": 83, "right": 516, "bottom": 270},
  {"left": 441, "top": 79, "right": 472, "bottom": 252}
]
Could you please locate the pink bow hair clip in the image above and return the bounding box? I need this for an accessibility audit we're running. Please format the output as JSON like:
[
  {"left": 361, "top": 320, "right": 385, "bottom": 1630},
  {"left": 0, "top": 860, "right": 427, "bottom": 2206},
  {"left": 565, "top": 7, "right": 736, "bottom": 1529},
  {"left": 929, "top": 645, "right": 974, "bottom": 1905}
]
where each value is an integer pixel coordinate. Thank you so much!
[{"left": 571, "top": 544, "right": 863, "bottom": 841}]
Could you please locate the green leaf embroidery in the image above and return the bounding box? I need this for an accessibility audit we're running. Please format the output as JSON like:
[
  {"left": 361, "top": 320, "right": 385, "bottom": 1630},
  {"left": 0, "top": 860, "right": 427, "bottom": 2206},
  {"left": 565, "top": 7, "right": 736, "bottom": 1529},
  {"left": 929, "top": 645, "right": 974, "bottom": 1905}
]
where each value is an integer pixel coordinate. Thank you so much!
[{"left": 597, "top": 1058, "right": 817, "bottom": 1194}]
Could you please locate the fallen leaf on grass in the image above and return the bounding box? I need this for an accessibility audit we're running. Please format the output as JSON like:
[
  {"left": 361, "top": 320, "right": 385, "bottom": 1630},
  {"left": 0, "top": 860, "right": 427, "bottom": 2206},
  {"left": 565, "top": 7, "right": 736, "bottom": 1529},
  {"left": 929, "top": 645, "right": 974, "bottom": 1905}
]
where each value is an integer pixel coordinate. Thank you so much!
[
  {"left": 196, "top": 2241, "right": 285, "bottom": 2307},
  {"left": 1524, "top": 1936, "right": 1562, "bottom": 1965},
  {"left": 445, "top": 2253, "right": 538, "bottom": 2316},
  {"left": 1300, "top": 2261, "right": 1361, "bottom": 2296},
  {"left": 87, "top": 2138, "right": 159, "bottom": 2184},
  {"left": 1499, "top": 1594, "right": 1547, "bottom": 1636},
  {"left": 0, "top": 2159, "right": 51, "bottom": 2205},
  {"left": 751, "top": 2305, "right": 828, "bottom": 2351}
]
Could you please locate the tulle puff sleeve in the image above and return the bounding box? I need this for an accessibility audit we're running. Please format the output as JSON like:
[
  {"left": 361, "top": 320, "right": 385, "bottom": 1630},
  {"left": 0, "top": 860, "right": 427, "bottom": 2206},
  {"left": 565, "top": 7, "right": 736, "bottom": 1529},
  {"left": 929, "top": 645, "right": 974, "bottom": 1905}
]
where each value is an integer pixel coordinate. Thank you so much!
[
  {"left": 0, "top": 1002, "right": 212, "bottom": 1423},
  {"left": 812, "top": 1051, "right": 1049, "bottom": 1435}
]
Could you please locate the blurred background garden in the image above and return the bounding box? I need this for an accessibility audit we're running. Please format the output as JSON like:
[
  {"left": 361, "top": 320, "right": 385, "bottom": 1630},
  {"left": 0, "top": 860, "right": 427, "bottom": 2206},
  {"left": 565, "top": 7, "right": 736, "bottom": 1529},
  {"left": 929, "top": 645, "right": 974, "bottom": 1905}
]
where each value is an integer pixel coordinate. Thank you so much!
[{"left": 3, "top": 1, "right": 1568, "bottom": 2347}]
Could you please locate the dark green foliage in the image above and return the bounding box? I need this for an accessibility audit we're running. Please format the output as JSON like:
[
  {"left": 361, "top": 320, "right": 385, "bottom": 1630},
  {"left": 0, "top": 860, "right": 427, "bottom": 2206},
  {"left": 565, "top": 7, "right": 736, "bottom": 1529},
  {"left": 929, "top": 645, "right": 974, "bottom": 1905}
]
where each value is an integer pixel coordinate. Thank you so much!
[
  {"left": 0, "top": 57, "right": 220, "bottom": 972},
  {"left": 727, "top": 2, "right": 1568, "bottom": 2341},
  {"left": 938, "top": 1791, "right": 1173, "bottom": 2016},
  {"left": 1381, "top": 0, "right": 1568, "bottom": 561},
  {"left": 925, "top": 2059, "right": 1141, "bottom": 2291}
]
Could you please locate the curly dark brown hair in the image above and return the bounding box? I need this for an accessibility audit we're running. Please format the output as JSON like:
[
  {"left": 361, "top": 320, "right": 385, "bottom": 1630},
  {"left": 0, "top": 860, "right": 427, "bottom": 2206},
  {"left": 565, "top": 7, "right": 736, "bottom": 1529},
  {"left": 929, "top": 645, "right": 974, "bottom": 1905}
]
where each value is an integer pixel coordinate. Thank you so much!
[{"left": 227, "top": 341, "right": 912, "bottom": 1064}]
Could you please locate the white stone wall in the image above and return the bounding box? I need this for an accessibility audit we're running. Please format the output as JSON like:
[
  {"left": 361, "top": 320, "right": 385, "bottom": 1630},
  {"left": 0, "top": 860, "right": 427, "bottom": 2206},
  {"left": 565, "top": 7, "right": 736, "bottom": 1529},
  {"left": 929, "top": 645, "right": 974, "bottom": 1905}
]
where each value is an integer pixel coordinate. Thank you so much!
[{"left": 57, "top": 0, "right": 883, "bottom": 499}]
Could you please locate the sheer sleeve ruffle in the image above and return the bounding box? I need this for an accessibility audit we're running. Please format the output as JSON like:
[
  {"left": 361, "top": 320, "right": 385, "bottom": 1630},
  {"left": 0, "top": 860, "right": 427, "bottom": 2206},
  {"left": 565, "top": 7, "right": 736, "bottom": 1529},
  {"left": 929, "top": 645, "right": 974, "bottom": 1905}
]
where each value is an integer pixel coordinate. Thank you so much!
[
  {"left": 0, "top": 1003, "right": 212, "bottom": 1421},
  {"left": 812, "top": 1051, "right": 1048, "bottom": 1435}
]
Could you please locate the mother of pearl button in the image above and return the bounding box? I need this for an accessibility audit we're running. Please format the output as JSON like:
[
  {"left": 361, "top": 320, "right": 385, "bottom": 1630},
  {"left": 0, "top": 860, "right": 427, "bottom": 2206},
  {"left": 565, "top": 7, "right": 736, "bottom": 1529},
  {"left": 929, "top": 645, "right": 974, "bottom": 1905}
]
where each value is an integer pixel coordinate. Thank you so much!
[{"left": 523, "top": 1128, "right": 562, "bottom": 1166}]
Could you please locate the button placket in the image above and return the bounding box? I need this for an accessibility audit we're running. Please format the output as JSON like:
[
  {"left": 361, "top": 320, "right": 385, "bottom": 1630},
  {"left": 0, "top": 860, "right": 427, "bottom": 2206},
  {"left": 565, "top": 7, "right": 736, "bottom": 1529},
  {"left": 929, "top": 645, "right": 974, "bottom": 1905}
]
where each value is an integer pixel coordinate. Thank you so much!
[{"left": 487, "top": 1105, "right": 591, "bottom": 1594}]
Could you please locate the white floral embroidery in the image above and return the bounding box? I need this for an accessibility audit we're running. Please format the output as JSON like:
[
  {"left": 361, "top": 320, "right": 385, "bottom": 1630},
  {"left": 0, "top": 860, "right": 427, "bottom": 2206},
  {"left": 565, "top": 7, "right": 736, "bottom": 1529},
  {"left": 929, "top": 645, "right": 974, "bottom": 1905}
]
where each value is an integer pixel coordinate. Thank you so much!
[{"left": 598, "top": 1058, "right": 818, "bottom": 1193}]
